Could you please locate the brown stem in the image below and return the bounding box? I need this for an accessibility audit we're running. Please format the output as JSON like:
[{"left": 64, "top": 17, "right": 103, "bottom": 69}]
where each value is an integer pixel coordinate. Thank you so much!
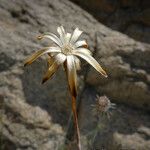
[
  {"left": 63, "top": 62, "right": 81, "bottom": 149},
  {"left": 71, "top": 95, "right": 81, "bottom": 150}
]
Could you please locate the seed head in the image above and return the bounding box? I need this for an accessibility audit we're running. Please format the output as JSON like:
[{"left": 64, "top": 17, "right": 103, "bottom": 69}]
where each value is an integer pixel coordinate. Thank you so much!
[{"left": 92, "top": 95, "right": 116, "bottom": 117}]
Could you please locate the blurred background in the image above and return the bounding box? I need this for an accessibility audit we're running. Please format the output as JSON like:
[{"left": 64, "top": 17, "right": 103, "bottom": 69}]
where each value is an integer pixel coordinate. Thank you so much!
[{"left": 0, "top": 0, "right": 150, "bottom": 149}]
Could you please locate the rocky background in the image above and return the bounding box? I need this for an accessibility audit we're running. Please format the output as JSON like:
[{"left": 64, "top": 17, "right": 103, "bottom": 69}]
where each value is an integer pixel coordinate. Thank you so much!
[
  {"left": 0, "top": 0, "right": 150, "bottom": 150},
  {"left": 72, "top": 0, "right": 150, "bottom": 43}
]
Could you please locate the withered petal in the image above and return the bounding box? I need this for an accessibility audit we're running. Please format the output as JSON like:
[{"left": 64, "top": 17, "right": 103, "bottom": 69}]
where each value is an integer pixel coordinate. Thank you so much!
[
  {"left": 47, "top": 56, "right": 55, "bottom": 67},
  {"left": 42, "top": 61, "right": 58, "bottom": 84},
  {"left": 57, "top": 26, "right": 66, "bottom": 44},
  {"left": 73, "top": 51, "right": 108, "bottom": 77},
  {"left": 74, "top": 48, "right": 92, "bottom": 55},
  {"left": 74, "top": 40, "right": 87, "bottom": 48},
  {"left": 38, "top": 33, "right": 62, "bottom": 47},
  {"left": 66, "top": 55, "right": 77, "bottom": 97},
  {"left": 70, "top": 28, "right": 83, "bottom": 44},
  {"left": 24, "top": 47, "right": 61, "bottom": 67}
]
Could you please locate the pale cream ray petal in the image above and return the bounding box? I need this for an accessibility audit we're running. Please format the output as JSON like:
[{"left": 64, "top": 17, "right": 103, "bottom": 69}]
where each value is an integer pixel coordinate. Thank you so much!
[
  {"left": 38, "top": 33, "right": 62, "bottom": 47},
  {"left": 70, "top": 28, "right": 83, "bottom": 44},
  {"left": 59, "top": 26, "right": 65, "bottom": 34},
  {"left": 65, "top": 33, "right": 71, "bottom": 44},
  {"left": 66, "top": 55, "right": 77, "bottom": 97},
  {"left": 54, "top": 53, "right": 67, "bottom": 65},
  {"left": 74, "top": 56, "right": 81, "bottom": 70},
  {"left": 74, "top": 48, "right": 92, "bottom": 55},
  {"left": 73, "top": 52, "right": 108, "bottom": 77},
  {"left": 74, "top": 40, "right": 87, "bottom": 48},
  {"left": 57, "top": 26, "right": 66, "bottom": 45},
  {"left": 42, "top": 61, "right": 59, "bottom": 84},
  {"left": 24, "top": 47, "right": 61, "bottom": 66}
]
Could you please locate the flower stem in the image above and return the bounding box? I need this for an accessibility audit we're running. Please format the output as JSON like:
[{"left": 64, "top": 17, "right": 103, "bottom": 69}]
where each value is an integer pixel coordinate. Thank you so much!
[{"left": 71, "top": 95, "right": 81, "bottom": 150}]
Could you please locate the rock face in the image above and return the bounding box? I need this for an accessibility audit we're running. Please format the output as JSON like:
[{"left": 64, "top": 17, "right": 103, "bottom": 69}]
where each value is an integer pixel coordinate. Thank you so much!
[
  {"left": 0, "top": 0, "right": 150, "bottom": 149},
  {"left": 1, "top": 98, "right": 64, "bottom": 150},
  {"left": 86, "top": 31, "right": 150, "bottom": 110},
  {"left": 71, "top": 0, "right": 150, "bottom": 43}
]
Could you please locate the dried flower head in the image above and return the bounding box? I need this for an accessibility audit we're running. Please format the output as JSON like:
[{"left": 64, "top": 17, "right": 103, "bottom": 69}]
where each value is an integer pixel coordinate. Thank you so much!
[
  {"left": 24, "top": 26, "right": 107, "bottom": 96},
  {"left": 92, "top": 95, "right": 116, "bottom": 117}
]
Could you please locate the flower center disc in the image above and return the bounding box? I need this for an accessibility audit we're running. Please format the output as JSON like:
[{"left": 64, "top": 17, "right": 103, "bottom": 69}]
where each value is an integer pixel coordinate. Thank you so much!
[{"left": 62, "top": 45, "right": 73, "bottom": 55}]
